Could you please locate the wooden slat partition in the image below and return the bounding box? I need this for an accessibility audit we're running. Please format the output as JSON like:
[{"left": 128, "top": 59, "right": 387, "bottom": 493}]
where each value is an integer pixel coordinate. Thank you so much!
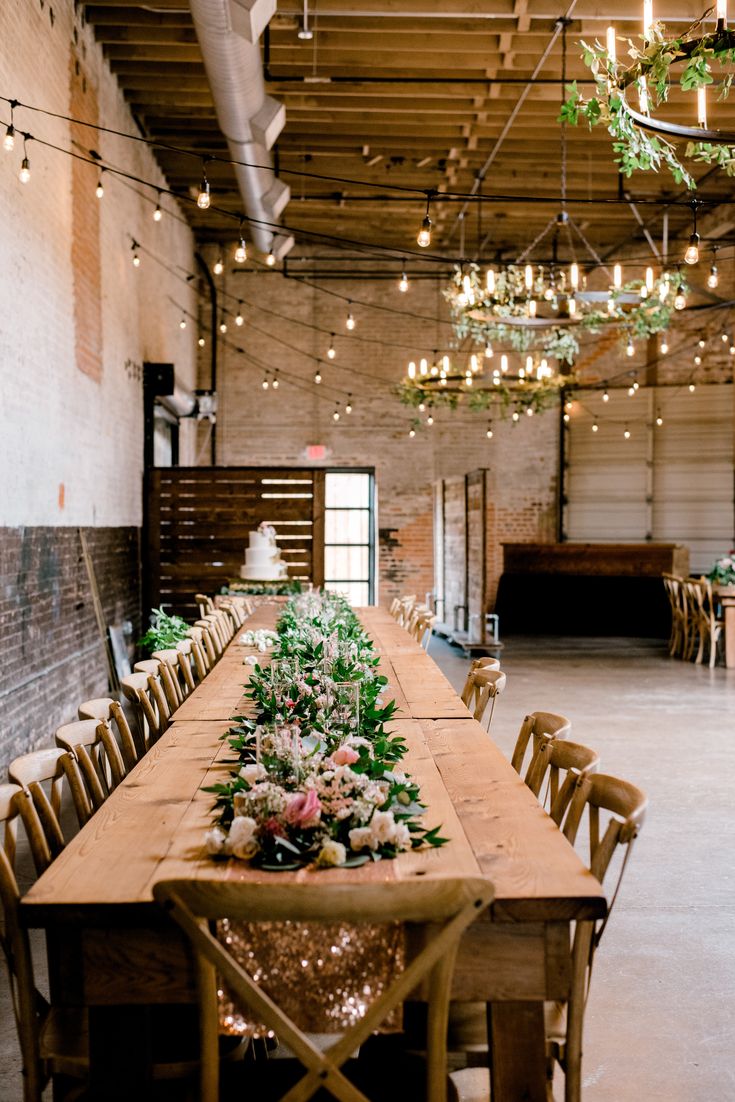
[{"left": 145, "top": 467, "right": 326, "bottom": 617}]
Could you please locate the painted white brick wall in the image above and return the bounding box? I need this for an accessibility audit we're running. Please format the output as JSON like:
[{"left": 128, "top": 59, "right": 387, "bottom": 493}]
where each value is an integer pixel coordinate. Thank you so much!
[{"left": 0, "top": 0, "right": 197, "bottom": 527}]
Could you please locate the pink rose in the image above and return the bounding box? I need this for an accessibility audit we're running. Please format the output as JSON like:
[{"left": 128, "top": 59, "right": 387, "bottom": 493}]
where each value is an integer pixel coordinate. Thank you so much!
[
  {"left": 332, "top": 746, "right": 359, "bottom": 766},
  {"left": 284, "top": 789, "right": 322, "bottom": 828}
]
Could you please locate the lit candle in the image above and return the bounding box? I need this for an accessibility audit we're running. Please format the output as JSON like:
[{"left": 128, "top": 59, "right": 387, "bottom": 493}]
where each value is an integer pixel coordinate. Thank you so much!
[
  {"left": 568, "top": 297, "right": 577, "bottom": 316},
  {"left": 613, "top": 263, "right": 622, "bottom": 289},
  {"left": 442, "top": 354, "right": 450, "bottom": 372},
  {"left": 524, "top": 264, "right": 533, "bottom": 291},
  {"left": 639, "top": 75, "right": 649, "bottom": 114},
  {"left": 500, "top": 353, "right": 509, "bottom": 374},
  {"left": 528, "top": 299, "right": 537, "bottom": 317},
  {"left": 606, "top": 26, "right": 617, "bottom": 66},
  {"left": 646, "top": 266, "right": 654, "bottom": 291},
  {"left": 717, "top": 0, "right": 727, "bottom": 26},
  {"left": 486, "top": 268, "right": 496, "bottom": 293},
  {"left": 698, "top": 86, "right": 708, "bottom": 128},
  {"left": 643, "top": 0, "right": 654, "bottom": 40},
  {"left": 408, "top": 361, "right": 416, "bottom": 379},
  {"left": 419, "top": 358, "right": 428, "bottom": 375},
  {"left": 570, "top": 261, "right": 579, "bottom": 290}
]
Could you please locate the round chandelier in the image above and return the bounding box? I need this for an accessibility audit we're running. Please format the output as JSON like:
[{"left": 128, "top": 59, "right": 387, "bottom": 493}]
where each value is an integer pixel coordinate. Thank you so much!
[{"left": 563, "top": 3, "right": 735, "bottom": 190}]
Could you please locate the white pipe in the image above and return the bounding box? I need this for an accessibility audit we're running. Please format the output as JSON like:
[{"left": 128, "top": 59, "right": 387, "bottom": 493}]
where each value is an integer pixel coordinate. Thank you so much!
[{"left": 188, "top": 0, "right": 293, "bottom": 257}]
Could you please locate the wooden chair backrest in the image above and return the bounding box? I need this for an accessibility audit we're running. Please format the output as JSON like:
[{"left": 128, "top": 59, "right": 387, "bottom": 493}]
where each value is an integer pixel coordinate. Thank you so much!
[
  {"left": 194, "top": 621, "right": 220, "bottom": 665},
  {"left": 550, "top": 773, "right": 647, "bottom": 1101},
  {"left": 524, "top": 736, "right": 600, "bottom": 822},
  {"left": 186, "top": 628, "right": 211, "bottom": 679},
  {"left": 121, "top": 671, "right": 169, "bottom": 750},
  {"left": 174, "top": 638, "right": 198, "bottom": 693},
  {"left": 389, "top": 597, "right": 401, "bottom": 619},
  {"left": 195, "top": 593, "right": 215, "bottom": 617},
  {"left": 54, "top": 720, "right": 111, "bottom": 813},
  {"left": 154, "top": 875, "right": 494, "bottom": 1102},
  {"left": 510, "top": 710, "right": 571, "bottom": 775},
  {"left": 152, "top": 648, "right": 189, "bottom": 707},
  {"left": 7, "top": 749, "right": 88, "bottom": 874},
  {"left": 469, "top": 657, "right": 500, "bottom": 674},
  {"left": 462, "top": 668, "right": 506, "bottom": 728},
  {"left": 77, "top": 697, "right": 115, "bottom": 721},
  {"left": 0, "top": 783, "right": 47, "bottom": 1100}
]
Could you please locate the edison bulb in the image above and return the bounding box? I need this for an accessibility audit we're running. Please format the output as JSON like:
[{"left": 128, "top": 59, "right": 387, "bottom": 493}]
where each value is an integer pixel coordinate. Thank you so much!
[
  {"left": 3, "top": 125, "right": 15, "bottom": 152},
  {"left": 684, "top": 234, "right": 700, "bottom": 265},
  {"left": 213, "top": 257, "right": 224, "bottom": 276},
  {"left": 399, "top": 272, "right": 409, "bottom": 293},
  {"left": 266, "top": 251, "right": 276, "bottom": 267},
  {"left": 196, "top": 180, "right": 210, "bottom": 209},
  {"left": 95, "top": 179, "right": 104, "bottom": 199},
  {"left": 19, "top": 157, "right": 30, "bottom": 184},
  {"left": 674, "top": 292, "right": 686, "bottom": 310},
  {"left": 417, "top": 217, "right": 431, "bottom": 248},
  {"left": 153, "top": 204, "right": 162, "bottom": 222},
  {"left": 346, "top": 311, "right": 355, "bottom": 330},
  {"left": 235, "top": 239, "right": 247, "bottom": 263}
]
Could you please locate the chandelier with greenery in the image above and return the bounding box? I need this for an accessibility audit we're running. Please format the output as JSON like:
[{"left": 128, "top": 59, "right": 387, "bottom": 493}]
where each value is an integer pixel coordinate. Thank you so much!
[{"left": 561, "top": 4, "right": 735, "bottom": 188}]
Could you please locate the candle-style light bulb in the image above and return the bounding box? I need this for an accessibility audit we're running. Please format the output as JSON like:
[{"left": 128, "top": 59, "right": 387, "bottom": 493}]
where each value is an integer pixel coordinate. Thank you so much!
[
  {"left": 570, "top": 262, "right": 579, "bottom": 290},
  {"left": 500, "top": 353, "right": 509, "bottom": 374},
  {"left": 407, "top": 361, "right": 416, "bottom": 379},
  {"left": 462, "top": 273, "right": 475, "bottom": 306},
  {"left": 417, "top": 216, "right": 432, "bottom": 248},
  {"left": 419, "top": 358, "right": 428, "bottom": 376},
  {"left": 606, "top": 26, "right": 617, "bottom": 67},
  {"left": 643, "top": 0, "right": 654, "bottom": 40},
  {"left": 639, "top": 75, "right": 650, "bottom": 115},
  {"left": 613, "top": 263, "right": 622, "bottom": 289},
  {"left": 486, "top": 268, "right": 496, "bottom": 293},
  {"left": 235, "top": 235, "right": 247, "bottom": 263},
  {"left": 399, "top": 270, "right": 409, "bottom": 293},
  {"left": 698, "top": 86, "right": 708, "bottom": 129},
  {"left": 524, "top": 264, "right": 533, "bottom": 291},
  {"left": 528, "top": 299, "right": 537, "bottom": 317},
  {"left": 442, "top": 354, "right": 450, "bottom": 372},
  {"left": 717, "top": 0, "right": 727, "bottom": 27}
]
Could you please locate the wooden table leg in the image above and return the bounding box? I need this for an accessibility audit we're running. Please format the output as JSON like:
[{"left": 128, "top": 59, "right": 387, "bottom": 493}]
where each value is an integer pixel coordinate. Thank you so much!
[
  {"left": 723, "top": 601, "right": 735, "bottom": 669},
  {"left": 489, "top": 1001, "right": 547, "bottom": 1102}
]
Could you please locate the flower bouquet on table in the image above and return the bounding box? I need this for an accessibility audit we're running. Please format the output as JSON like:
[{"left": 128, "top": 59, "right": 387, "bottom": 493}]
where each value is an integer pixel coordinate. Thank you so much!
[
  {"left": 708, "top": 554, "right": 735, "bottom": 589},
  {"left": 203, "top": 591, "right": 447, "bottom": 870}
]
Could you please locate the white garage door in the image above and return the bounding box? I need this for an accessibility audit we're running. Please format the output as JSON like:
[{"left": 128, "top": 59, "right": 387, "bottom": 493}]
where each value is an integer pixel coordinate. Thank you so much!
[{"left": 564, "top": 384, "right": 734, "bottom": 573}]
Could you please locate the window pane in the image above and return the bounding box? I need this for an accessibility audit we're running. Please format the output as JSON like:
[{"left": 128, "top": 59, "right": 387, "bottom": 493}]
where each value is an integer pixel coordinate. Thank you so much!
[
  {"left": 325, "top": 545, "right": 368, "bottom": 581},
  {"left": 325, "top": 581, "right": 370, "bottom": 606},
  {"left": 326, "top": 472, "right": 370, "bottom": 509},
  {"left": 325, "top": 509, "right": 369, "bottom": 544}
]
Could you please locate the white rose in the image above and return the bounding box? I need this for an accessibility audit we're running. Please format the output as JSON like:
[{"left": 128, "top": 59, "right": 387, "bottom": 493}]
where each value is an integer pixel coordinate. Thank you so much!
[
  {"left": 239, "top": 763, "right": 266, "bottom": 785},
  {"left": 369, "top": 810, "right": 397, "bottom": 844},
  {"left": 204, "top": 826, "right": 227, "bottom": 855},
  {"left": 349, "top": 826, "right": 379, "bottom": 852},
  {"left": 392, "top": 821, "right": 412, "bottom": 850},
  {"left": 316, "top": 840, "right": 347, "bottom": 867},
  {"left": 245, "top": 655, "right": 258, "bottom": 666},
  {"left": 226, "top": 816, "right": 259, "bottom": 860}
]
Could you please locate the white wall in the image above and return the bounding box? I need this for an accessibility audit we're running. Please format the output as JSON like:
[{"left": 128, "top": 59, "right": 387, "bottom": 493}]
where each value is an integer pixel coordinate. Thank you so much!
[{"left": 0, "top": 0, "right": 197, "bottom": 528}]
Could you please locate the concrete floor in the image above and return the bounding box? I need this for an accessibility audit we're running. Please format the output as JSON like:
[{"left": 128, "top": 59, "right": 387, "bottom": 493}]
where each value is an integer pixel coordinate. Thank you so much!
[{"left": 2, "top": 635, "right": 734, "bottom": 1100}]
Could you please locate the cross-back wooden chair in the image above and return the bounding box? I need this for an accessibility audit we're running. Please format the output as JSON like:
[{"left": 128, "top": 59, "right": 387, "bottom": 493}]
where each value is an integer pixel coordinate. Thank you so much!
[
  {"left": 194, "top": 620, "right": 222, "bottom": 666},
  {"left": 152, "top": 648, "right": 190, "bottom": 708},
  {"left": 154, "top": 876, "right": 495, "bottom": 1102},
  {"left": 410, "top": 610, "right": 437, "bottom": 651},
  {"left": 196, "top": 592, "right": 216, "bottom": 618},
  {"left": 687, "top": 576, "right": 723, "bottom": 667},
  {"left": 121, "top": 671, "right": 170, "bottom": 751},
  {"left": 0, "top": 783, "right": 89, "bottom": 1102},
  {"left": 206, "top": 609, "right": 234, "bottom": 649},
  {"left": 449, "top": 773, "right": 646, "bottom": 1102},
  {"left": 54, "top": 720, "right": 114, "bottom": 816},
  {"left": 544, "top": 773, "right": 648, "bottom": 1101},
  {"left": 172, "top": 638, "right": 198, "bottom": 694},
  {"left": 220, "top": 598, "right": 246, "bottom": 629},
  {"left": 389, "top": 597, "right": 401, "bottom": 619},
  {"left": 396, "top": 596, "right": 417, "bottom": 628},
  {"left": 523, "top": 736, "right": 600, "bottom": 823},
  {"left": 186, "top": 627, "right": 211, "bottom": 680},
  {"left": 461, "top": 669, "right": 506, "bottom": 731},
  {"left": 77, "top": 697, "right": 141, "bottom": 775},
  {"left": 662, "top": 573, "right": 685, "bottom": 658},
  {"left": 7, "top": 749, "right": 89, "bottom": 874},
  {"left": 459, "top": 660, "right": 501, "bottom": 705},
  {"left": 510, "top": 711, "right": 571, "bottom": 777}
]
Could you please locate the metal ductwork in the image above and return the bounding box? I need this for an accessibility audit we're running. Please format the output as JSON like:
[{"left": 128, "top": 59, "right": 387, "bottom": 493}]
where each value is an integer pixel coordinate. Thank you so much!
[{"left": 189, "top": 0, "right": 294, "bottom": 258}]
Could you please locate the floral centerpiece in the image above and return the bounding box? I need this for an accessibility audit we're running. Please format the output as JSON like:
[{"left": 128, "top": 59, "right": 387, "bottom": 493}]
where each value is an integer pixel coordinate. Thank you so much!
[
  {"left": 708, "top": 553, "right": 735, "bottom": 587},
  {"left": 204, "top": 592, "right": 447, "bottom": 870},
  {"left": 137, "top": 606, "right": 190, "bottom": 656}
]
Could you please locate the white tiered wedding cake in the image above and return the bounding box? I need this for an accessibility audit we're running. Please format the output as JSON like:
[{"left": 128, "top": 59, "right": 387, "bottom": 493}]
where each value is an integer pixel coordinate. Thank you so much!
[{"left": 239, "top": 523, "right": 288, "bottom": 581}]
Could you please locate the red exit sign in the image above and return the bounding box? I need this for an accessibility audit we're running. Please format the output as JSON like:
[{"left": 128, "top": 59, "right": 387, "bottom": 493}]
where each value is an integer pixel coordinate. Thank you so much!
[{"left": 306, "top": 444, "right": 327, "bottom": 461}]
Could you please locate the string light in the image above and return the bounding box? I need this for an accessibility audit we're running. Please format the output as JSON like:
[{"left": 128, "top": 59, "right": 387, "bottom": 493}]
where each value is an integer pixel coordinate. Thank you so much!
[
  {"left": 235, "top": 303, "right": 244, "bottom": 326},
  {"left": 198, "top": 337, "right": 205, "bottom": 348},
  {"left": 153, "top": 192, "right": 162, "bottom": 221},
  {"left": 427, "top": 414, "right": 434, "bottom": 425},
  {"left": 314, "top": 369, "right": 322, "bottom": 384},
  {"left": 398, "top": 268, "right": 409, "bottom": 293},
  {"left": 684, "top": 200, "right": 699, "bottom": 264},
  {"left": 417, "top": 191, "right": 433, "bottom": 247},
  {"left": 698, "top": 338, "right": 706, "bottom": 348},
  {"left": 660, "top": 338, "right": 669, "bottom": 354},
  {"left": 694, "top": 354, "right": 702, "bottom": 365},
  {"left": 592, "top": 419, "right": 599, "bottom": 432},
  {"left": 272, "top": 371, "right": 279, "bottom": 389},
  {"left": 131, "top": 240, "right": 140, "bottom": 267},
  {"left": 626, "top": 337, "right": 635, "bottom": 357},
  {"left": 266, "top": 250, "right": 276, "bottom": 267},
  {"left": 526, "top": 406, "right": 534, "bottom": 416},
  {"left": 333, "top": 403, "right": 341, "bottom": 421},
  {"left": 674, "top": 290, "right": 687, "bottom": 310},
  {"left": 19, "top": 138, "right": 30, "bottom": 184},
  {"left": 213, "top": 255, "right": 224, "bottom": 276},
  {"left": 418, "top": 402, "right": 425, "bottom": 411},
  {"left": 484, "top": 342, "right": 493, "bottom": 359},
  {"left": 219, "top": 319, "right": 227, "bottom": 333},
  {"left": 602, "top": 390, "right": 609, "bottom": 402},
  {"left": 196, "top": 163, "right": 210, "bottom": 209},
  {"left": 179, "top": 316, "right": 187, "bottom": 330},
  {"left": 345, "top": 304, "right": 356, "bottom": 330},
  {"left": 689, "top": 382, "right": 696, "bottom": 392},
  {"left": 345, "top": 394, "right": 353, "bottom": 414},
  {"left": 656, "top": 411, "right": 663, "bottom": 426},
  {"left": 95, "top": 173, "right": 104, "bottom": 199},
  {"left": 708, "top": 250, "right": 719, "bottom": 289},
  {"left": 624, "top": 425, "right": 631, "bottom": 439},
  {"left": 3, "top": 104, "right": 15, "bottom": 152},
  {"left": 486, "top": 421, "right": 493, "bottom": 439},
  {"left": 409, "top": 428, "right": 416, "bottom": 437},
  {"left": 235, "top": 228, "right": 247, "bottom": 263},
  {"left": 262, "top": 373, "right": 270, "bottom": 390},
  {"left": 730, "top": 345, "right": 735, "bottom": 356},
  {"left": 327, "top": 335, "right": 336, "bottom": 359},
  {"left": 512, "top": 410, "right": 521, "bottom": 422},
  {"left": 563, "top": 411, "right": 570, "bottom": 423},
  {"left": 722, "top": 332, "right": 730, "bottom": 342}
]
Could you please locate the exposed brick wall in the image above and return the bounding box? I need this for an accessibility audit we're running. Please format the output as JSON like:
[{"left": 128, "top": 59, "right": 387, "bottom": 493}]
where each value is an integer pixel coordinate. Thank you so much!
[{"left": 0, "top": 526, "right": 141, "bottom": 775}]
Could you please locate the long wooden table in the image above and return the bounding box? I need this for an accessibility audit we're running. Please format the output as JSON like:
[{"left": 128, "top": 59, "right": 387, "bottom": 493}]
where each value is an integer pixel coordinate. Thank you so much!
[{"left": 21, "top": 603, "right": 605, "bottom": 1101}]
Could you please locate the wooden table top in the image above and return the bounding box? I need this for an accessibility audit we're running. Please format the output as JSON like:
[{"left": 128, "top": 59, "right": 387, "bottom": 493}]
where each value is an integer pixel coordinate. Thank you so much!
[{"left": 22, "top": 606, "right": 605, "bottom": 925}]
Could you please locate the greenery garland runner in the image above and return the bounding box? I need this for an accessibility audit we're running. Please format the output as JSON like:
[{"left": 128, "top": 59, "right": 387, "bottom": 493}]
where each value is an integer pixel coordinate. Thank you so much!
[
  {"left": 204, "top": 592, "right": 448, "bottom": 870},
  {"left": 138, "top": 607, "right": 190, "bottom": 656},
  {"left": 561, "top": 19, "right": 735, "bottom": 187}
]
